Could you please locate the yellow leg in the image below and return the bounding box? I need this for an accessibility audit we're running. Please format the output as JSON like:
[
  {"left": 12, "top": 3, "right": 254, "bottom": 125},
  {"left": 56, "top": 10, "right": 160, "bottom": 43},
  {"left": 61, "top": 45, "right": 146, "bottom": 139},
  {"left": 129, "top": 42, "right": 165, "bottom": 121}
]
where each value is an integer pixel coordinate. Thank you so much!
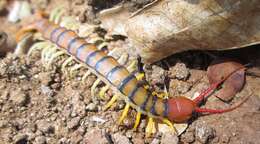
[
  {"left": 97, "top": 41, "right": 108, "bottom": 50},
  {"left": 152, "top": 85, "right": 169, "bottom": 99},
  {"left": 152, "top": 91, "right": 167, "bottom": 99},
  {"left": 41, "top": 45, "right": 54, "bottom": 64},
  {"left": 103, "top": 94, "right": 118, "bottom": 110},
  {"left": 27, "top": 42, "right": 50, "bottom": 57},
  {"left": 118, "top": 53, "right": 129, "bottom": 66},
  {"left": 118, "top": 104, "right": 130, "bottom": 124},
  {"left": 145, "top": 117, "right": 155, "bottom": 137},
  {"left": 99, "top": 85, "right": 110, "bottom": 99},
  {"left": 55, "top": 9, "right": 65, "bottom": 24},
  {"left": 89, "top": 37, "right": 104, "bottom": 45},
  {"left": 162, "top": 118, "right": 176, "bottom": 134},
  {"left": 136, "top": 73, "right": 145, "bottom": 81},
  {"left": 49, "top": 6, "right": 65, "bottom": 24},
  {"left": 91, "top": 79, "right": 101, "bottom": 98},
  {"left": 45, "top": 45, "right": 57, "bottom": 61},
  {"left": 81, "top": 70, "right": 91, "bottom": 83},
  {"left": 47, "top": 51, "right": 66, "bottom": 69},
  {"left": 69, "top": 64, "right": 84, "bottom": 77},
  {"left": 126, "top": 60, "right": 137, "bottom": 72},
  {"left": 61, "top": 57, "right": 74, "bottom": 72},
  {"left": 133, "top": 112, "right": 142, "bottom": 130}
]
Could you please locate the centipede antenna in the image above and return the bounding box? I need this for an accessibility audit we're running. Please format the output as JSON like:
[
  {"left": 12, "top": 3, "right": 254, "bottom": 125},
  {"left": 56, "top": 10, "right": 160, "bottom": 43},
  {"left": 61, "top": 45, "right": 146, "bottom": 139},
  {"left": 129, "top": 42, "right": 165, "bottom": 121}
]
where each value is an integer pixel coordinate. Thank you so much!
[
  {"left": 194, "top": 91, "right": 252, "bottom": 114},
  {"left": 16, "top": 24, "right": 37, "bottom": 42},
  {"left": 193, "top": 66, "right": 246, "bottom": 105}
]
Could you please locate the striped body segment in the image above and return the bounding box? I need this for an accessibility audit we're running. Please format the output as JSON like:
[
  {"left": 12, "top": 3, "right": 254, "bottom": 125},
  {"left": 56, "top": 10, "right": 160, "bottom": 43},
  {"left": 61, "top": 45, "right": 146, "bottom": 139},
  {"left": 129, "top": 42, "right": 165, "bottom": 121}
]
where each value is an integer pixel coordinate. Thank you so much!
[{"left": 34, "top": 19, "right": 168, "bottom": 118}]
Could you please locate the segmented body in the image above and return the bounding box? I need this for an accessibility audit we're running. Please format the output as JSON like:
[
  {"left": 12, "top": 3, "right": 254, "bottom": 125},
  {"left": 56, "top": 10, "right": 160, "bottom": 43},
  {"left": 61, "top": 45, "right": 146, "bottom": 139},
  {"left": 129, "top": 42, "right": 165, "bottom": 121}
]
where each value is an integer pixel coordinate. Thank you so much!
[{"left": 35, "top": 18, "right": 168, "bottom": 120}]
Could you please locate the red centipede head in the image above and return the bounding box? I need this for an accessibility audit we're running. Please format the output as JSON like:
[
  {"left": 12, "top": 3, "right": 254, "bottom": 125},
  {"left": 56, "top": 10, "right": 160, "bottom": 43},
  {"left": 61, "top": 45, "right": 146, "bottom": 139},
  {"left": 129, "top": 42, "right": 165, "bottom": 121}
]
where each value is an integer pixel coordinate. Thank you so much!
[{"left": 167, "top": 96, "right": 196, "bottom": 123}]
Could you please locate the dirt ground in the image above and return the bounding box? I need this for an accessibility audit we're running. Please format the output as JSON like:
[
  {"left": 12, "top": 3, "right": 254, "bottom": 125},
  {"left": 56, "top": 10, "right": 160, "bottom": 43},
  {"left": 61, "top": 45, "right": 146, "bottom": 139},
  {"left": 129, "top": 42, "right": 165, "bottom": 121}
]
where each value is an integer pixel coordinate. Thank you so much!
[{"left": 0, "top": 0, "right": 260, "bottom": 144}]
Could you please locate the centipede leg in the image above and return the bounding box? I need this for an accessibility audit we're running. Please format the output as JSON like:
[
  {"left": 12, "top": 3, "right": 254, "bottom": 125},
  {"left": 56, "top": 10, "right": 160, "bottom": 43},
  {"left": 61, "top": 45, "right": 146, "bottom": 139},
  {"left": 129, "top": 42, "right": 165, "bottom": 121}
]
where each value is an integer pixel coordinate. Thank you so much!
[
  {"left": 103, "top": 94, "right": 118, "bottom": 110},
  {"left": 47, "top": 51, "right": 66, "bottom": 69},
  {"left": 162, "top": 118, "right": 176, "bottom": 134},
  {"left": 91, "top": 78, "right": 101, "bottom": 98},
  {"left": 41, "top": 45, "right": 55, "bottom": 65},
  {"left": 152, "top": 88, "right": 168, "bottom": 99},
  {"left": 49, "top": 6, "right": 65, "bottom": 24},
  {"left": 99, "top": 85, "right": 110, "bottom": 98},
  {"left": 133, "top": 112, "right": 142, "bottom": 130},
  {"left": 61, "top": 57, "right": 75, "bottom": 73},
  {"left": 145, "top": 117, "right": 156, "bottom": 137},
  {"left": 118, "top": 103, "right": 130, "bottom": 124},
  {"left": 27, "top": 41, "right": 50, "bottom": 57},
  {"left": 82, "top": 70, "right": 92, "bottom": 83},
  {"left": 69, "top": 64, "right": 84, "bottom": 77}
]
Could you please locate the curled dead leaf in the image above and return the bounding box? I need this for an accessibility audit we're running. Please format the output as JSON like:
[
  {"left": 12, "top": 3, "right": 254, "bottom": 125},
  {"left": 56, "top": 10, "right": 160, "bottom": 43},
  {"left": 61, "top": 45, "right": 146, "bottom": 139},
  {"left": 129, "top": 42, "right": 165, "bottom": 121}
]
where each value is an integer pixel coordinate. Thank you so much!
[
  {"left": 98, "top": 0, "right": 260, "bottom": 64},
  {"left": 207, "top": 59, "right": 245, "bottom": 101}
]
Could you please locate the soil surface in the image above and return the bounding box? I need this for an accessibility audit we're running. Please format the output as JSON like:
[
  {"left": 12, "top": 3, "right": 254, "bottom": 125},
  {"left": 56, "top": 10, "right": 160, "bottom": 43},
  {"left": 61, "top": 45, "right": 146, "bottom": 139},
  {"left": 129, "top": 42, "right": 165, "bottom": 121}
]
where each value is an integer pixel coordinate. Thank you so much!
[{"left": 0, "top": 1, "right": 260, "bottom": 144}]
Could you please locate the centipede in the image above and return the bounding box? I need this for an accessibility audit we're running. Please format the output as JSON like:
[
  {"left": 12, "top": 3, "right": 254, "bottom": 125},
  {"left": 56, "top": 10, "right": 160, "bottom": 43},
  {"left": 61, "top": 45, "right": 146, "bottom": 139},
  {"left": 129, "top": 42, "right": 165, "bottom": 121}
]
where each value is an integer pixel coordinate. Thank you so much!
[{"left": 16, "top": 10, "right": 251, "bottom": 136}]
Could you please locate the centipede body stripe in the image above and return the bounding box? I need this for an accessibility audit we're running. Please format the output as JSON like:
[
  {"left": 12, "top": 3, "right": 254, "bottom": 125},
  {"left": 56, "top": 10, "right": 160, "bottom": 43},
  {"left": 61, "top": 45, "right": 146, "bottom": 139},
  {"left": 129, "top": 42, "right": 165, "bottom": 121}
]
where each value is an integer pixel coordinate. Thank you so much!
[{"left": 34, "top": 19, "right": 169, "bottom": 119}]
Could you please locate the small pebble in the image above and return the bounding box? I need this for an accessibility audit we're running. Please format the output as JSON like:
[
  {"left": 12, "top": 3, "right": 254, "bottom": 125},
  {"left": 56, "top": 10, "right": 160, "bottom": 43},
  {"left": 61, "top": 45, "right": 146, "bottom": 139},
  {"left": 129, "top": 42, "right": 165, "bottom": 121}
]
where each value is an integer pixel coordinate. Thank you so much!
[
  {"left": 90, "top": 116, "right": 107, "bottom": 124},
  {"left": 35, "top": 136, "right": 46, "bottom": 144},
  {"left": 195, "top": 122, "right": 216, "bottom": 144},
  {"left": 148, "top": 65, "right": 167, "bottom": 85},
  {"left": 67, "top": 117, "right": 81, "bottom": 130},
  {"left": 112, "top": 133, "right": 131, "bottom": 144},
  {"left": 38, "top": 72, "right": 52, "bottom": 86},
  {"left": 181, "top": 129, "right": 195, "bottom": 143},
  {"left": 13, "top": 134, "right": 28, "bottom": 144},
  {"left": 151, "top": 138, "right": 160, "bottom": 144},
  {"left": 9, "top": 90, "right": 29, "bottom": 106},
  {"left": 161, "top": 132, "right": 179, "bottom": 144},
  {"left": 86, "top": 103, "right": 98, "bottom": 112},
  {"left": 169, "top": 79, "right": 191, "bottom": 96},
  {"left": 169, "top": 62, "right": 189, "bottom": 80},
  {"left": 37, "top": 120, "right": 55, "bottom": 134},
  {"left": 41, "top": 85, "right": 54, "bottom": 97},
  {"left": 0, "top": 120, "right": 8, "bottom": 128},
  {"left": 83, "top": 128, "right": 108, "bottom": 144}
]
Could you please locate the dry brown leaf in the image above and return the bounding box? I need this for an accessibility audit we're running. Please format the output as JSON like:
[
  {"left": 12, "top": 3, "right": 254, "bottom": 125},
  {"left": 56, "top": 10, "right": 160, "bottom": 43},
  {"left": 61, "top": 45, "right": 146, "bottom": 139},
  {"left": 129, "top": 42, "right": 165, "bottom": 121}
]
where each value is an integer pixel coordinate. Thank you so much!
[{"left": 98, "top": 0, "right": 260, "bottom": 63}]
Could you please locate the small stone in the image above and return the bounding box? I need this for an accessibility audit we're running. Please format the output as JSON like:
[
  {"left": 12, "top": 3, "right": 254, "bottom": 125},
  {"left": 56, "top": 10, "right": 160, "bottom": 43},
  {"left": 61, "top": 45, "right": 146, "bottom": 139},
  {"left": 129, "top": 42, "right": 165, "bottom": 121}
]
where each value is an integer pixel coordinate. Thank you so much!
[
  {"left": 67, "top": 117, "right": 81, "bottom": 130},
  {"left": 169, "top": 62, "right": 189, "bottom": 80},
  {"left": 85, "top": 103, "right": 98, "bottom": 112},
  {"left": 151, "top": 138, "right": 160, "bottom": 144},
  {"left": 70, "top": 130, "right": 83, "bottom": 144},
  {"left": 0, "top": 119, "right": 8, "bottom": 128},
  {"left": 35, "top": 136, "right": 46, "bottom": 144},
  {"left": 195, "top": 123, "right": 216, "bottom": 144},
  {"left": 161, "top": 132, "right": 179, "bottom": 144},
  {"left": 9, "top": 90, "right": 29, "bottom": 106},
  {"left": 13, "top": 134, "right": 28, "bottom": 144},
  {"left": 50, "top": 83, "right": 61, "bottom": 90},
  {"left": 1, "top": 90, "right": 9, "bottom": 100},
  {"left": 132, "top": 137, "right": 145, "bottom": 144},
  {"left": 41, "top": 85, "right": 54, "bottom": 97},
  {"left": 181, "top": 129, "right": 195, "bottom": 143},
  {"left": 112, "top": 133, "right": 131, "bottom": 144},
  {"left": 70, "top": 92, "right": 86, "bottom": 116},
  {"left": 37, "top": 120, "right": 55, "bottom": 134},
  {"left": 38, "top": 72, "right": 52, "bottom": 86},
  {"left": 83, "top": 128, "right": 108, "bottom": 144},
  {"left": 169, "top": 79, "right": 191, "bottom": 96},
  {"left": 148, "top": 65, "right": 167, "bottom": 86}
]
